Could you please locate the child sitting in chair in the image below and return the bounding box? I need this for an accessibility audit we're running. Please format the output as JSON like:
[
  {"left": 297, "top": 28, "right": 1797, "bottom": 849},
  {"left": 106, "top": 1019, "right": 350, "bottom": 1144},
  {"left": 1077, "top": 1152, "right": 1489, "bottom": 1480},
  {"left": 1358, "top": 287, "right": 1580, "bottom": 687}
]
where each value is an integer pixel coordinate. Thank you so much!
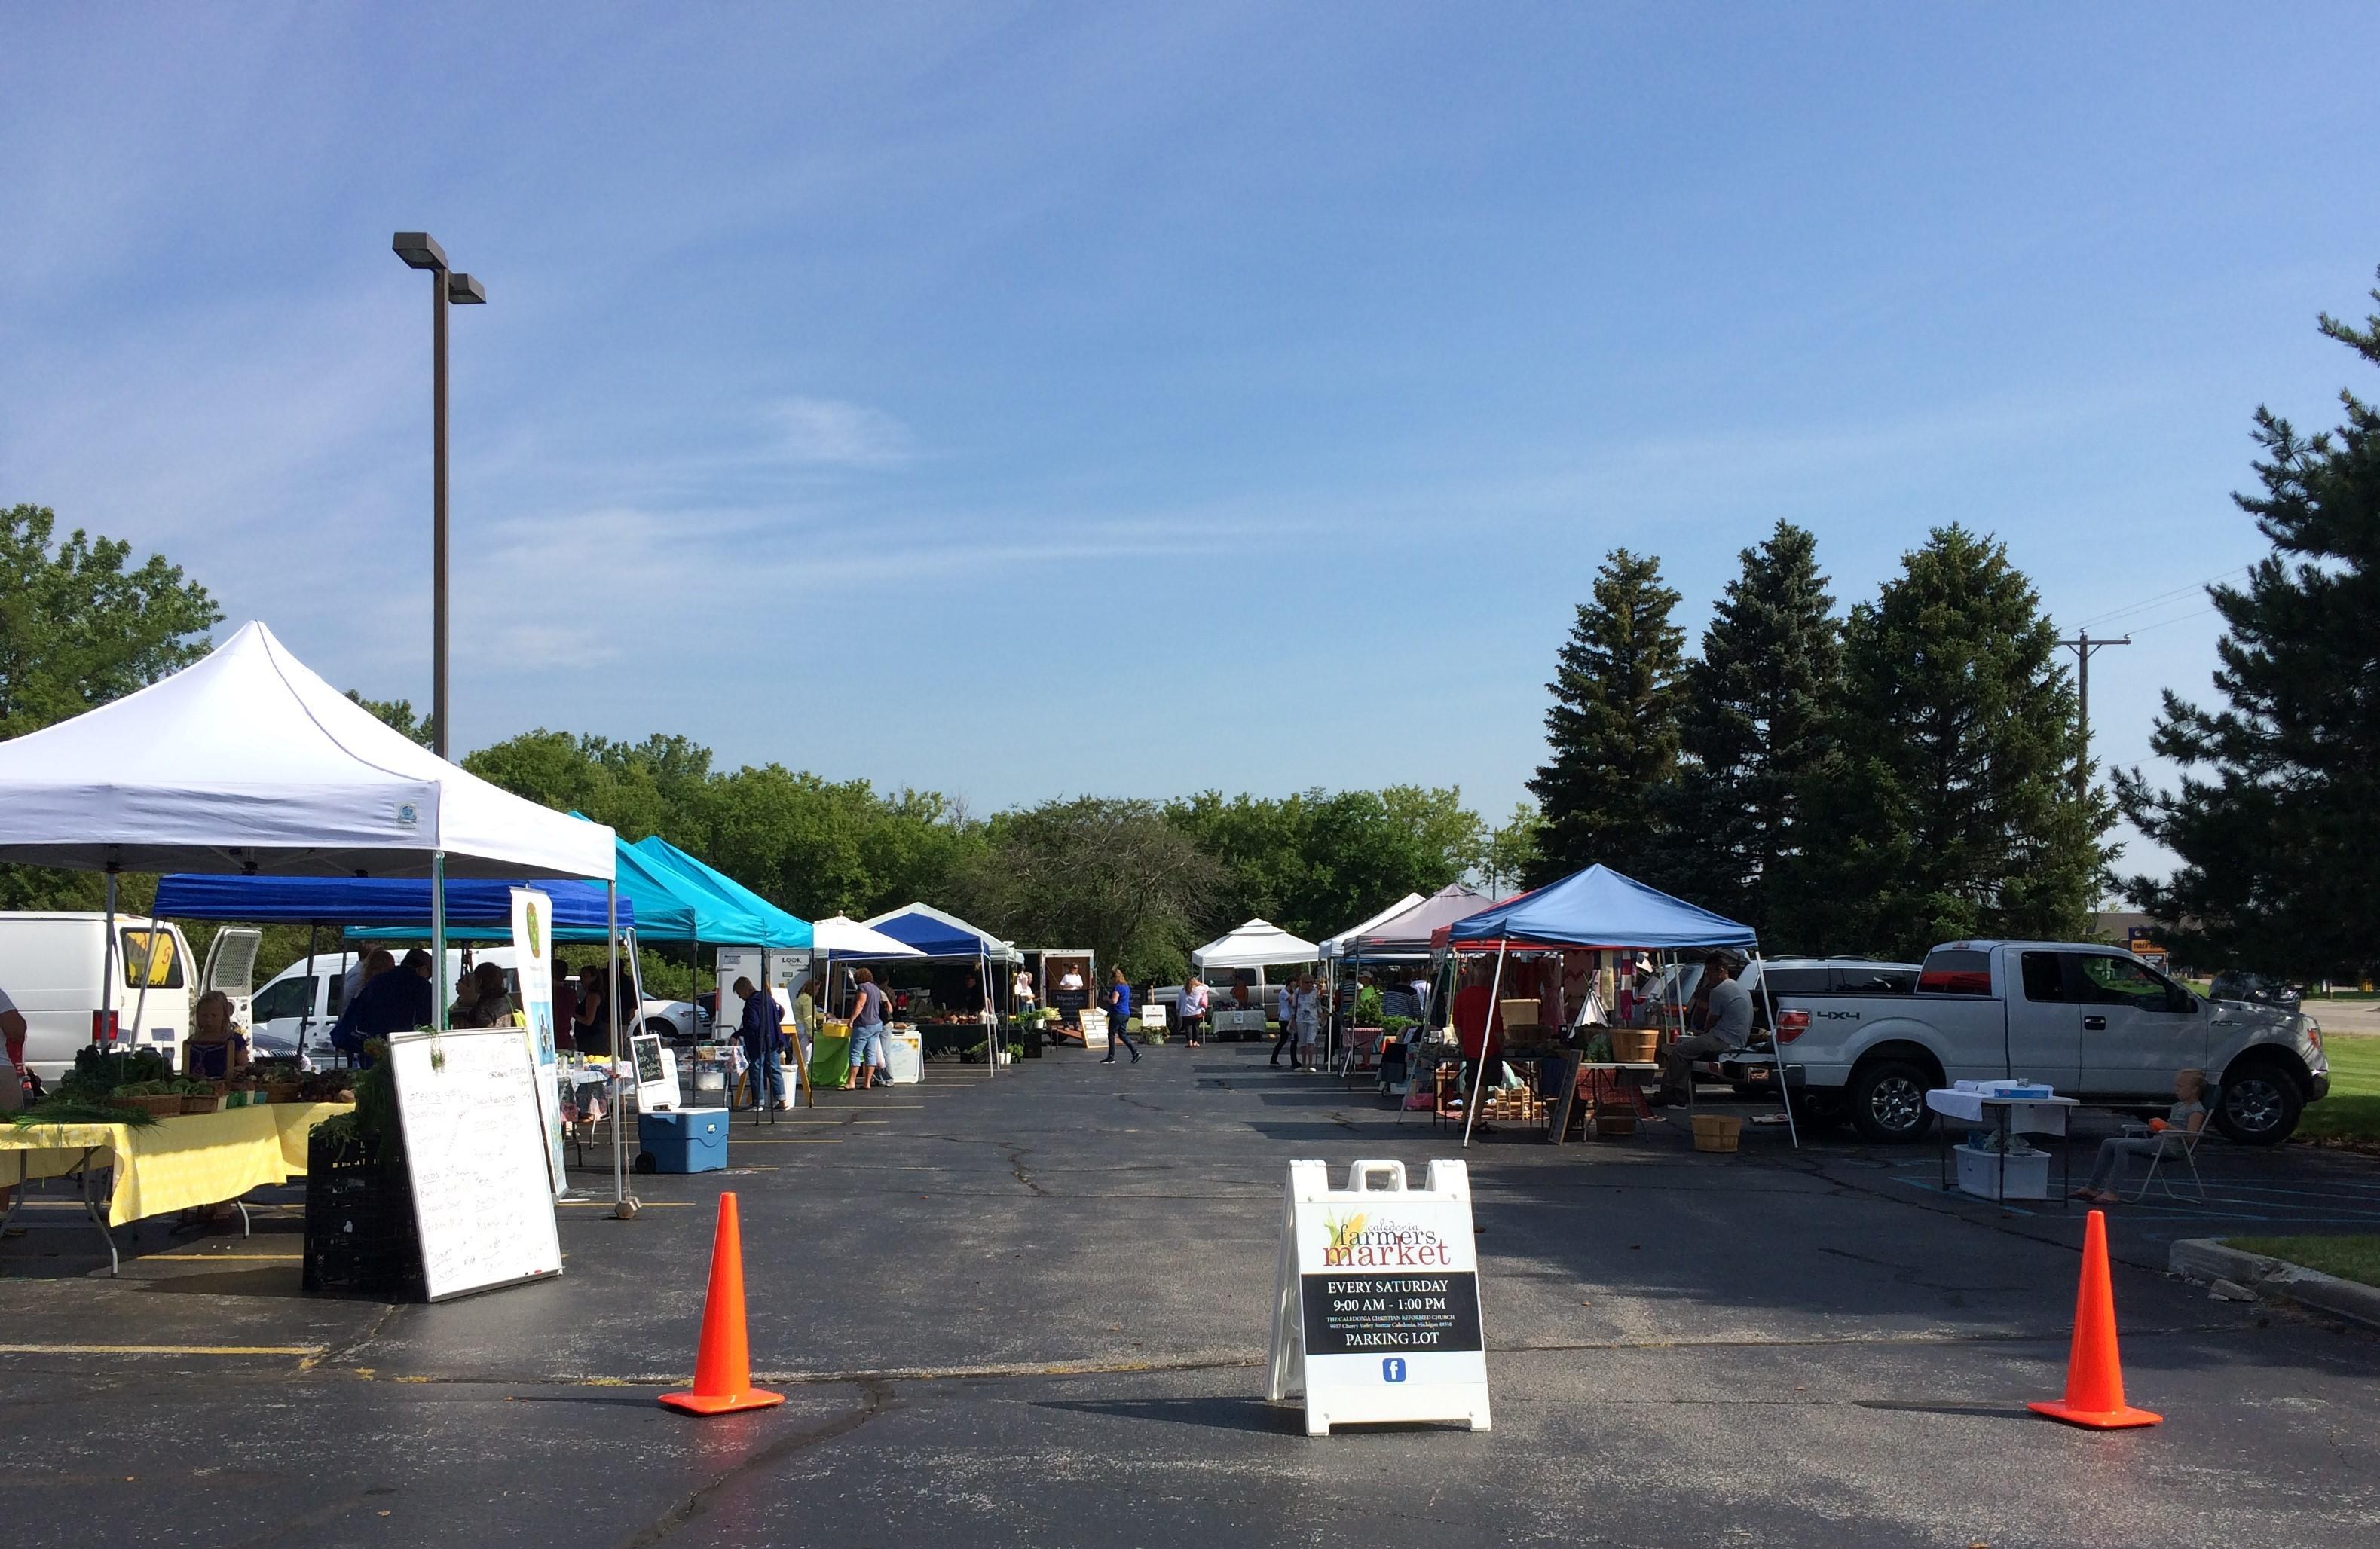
[{"left": 2075, "top": 1068, "right": 2208, "bottom": 1204}]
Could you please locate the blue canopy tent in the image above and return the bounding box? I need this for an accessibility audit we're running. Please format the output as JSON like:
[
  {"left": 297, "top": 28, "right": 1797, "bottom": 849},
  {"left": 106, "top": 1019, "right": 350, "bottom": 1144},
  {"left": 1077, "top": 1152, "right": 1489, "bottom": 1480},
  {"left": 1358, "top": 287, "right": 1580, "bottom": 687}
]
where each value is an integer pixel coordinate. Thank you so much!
[
  {"left": 860, "top": 903, "right": 1021, "bottom": 1076},
  {"left": 152, "top": 869, "right": 650, "bottom": 1204},
  {"left": 156, "top": 874, "right": 635, "bottom": 942},
  {"left": 631, "top": 837, "right": 812, "bottom": 949},
  {"left": 1438, "top": 865, "right": 1786, "bottom": 1147}
]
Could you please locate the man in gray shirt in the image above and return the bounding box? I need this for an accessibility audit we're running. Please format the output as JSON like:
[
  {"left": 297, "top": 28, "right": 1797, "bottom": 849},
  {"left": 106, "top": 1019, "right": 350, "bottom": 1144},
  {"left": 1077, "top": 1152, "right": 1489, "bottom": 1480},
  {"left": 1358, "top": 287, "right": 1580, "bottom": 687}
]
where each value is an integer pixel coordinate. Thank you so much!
[{"left": 1657, "top": 951, "right": 1753, "bottom": 1104}]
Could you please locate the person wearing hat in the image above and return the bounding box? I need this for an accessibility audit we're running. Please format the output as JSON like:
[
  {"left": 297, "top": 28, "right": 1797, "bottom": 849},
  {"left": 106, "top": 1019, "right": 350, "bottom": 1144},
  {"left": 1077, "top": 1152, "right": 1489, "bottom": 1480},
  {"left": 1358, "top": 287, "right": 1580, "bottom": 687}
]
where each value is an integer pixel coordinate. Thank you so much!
[{"left": 1656, "top": 950, "right": 1751, "bottom": 1104}]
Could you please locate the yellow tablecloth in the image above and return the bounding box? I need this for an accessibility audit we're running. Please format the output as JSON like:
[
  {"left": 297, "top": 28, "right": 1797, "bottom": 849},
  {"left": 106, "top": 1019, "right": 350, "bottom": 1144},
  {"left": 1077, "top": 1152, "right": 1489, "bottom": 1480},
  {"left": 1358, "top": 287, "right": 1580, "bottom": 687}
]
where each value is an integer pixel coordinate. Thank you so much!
[{"left": 0, "top": 1103, "right": 353, "bottom": 1227}]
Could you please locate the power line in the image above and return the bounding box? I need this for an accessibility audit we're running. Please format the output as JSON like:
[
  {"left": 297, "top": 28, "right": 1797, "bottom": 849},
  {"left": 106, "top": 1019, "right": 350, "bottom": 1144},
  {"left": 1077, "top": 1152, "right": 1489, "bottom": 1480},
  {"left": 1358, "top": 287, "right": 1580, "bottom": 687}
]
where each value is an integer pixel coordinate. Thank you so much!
[
  {"left": 2125, "top": 603, "right": 2223, "bottom": 636},
  {"left": 2071, "top": 565, "right": 2250, "bottom": 631}
]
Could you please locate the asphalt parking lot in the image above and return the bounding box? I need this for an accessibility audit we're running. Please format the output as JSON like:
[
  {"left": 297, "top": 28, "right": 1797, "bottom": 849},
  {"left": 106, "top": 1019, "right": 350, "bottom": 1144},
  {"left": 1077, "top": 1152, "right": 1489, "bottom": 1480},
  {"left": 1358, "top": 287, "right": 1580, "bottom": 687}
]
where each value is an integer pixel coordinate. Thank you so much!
[{"left": 5, "top": 1040, "right": 2378, "bottom": 1547}]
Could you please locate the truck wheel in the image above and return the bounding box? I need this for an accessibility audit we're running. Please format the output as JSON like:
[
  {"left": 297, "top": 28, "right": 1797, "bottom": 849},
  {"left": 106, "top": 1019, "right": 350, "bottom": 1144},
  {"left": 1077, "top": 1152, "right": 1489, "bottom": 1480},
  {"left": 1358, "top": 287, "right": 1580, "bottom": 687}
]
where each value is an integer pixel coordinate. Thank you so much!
[
  {"left": 2214, "top": 1062, "right": 2303, "bottom": 1146},
  {"left": 1847, "top": 1059, "right": 1934, "bottom": 1144}
]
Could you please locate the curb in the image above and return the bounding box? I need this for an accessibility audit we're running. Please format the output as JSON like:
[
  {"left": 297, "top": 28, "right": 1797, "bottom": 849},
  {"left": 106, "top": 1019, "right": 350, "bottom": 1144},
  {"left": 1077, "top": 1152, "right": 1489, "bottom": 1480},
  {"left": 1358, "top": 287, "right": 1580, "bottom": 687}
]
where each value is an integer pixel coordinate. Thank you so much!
[{"left": 2170, "top": 1238, "right": 2380, "bottom": 1331}]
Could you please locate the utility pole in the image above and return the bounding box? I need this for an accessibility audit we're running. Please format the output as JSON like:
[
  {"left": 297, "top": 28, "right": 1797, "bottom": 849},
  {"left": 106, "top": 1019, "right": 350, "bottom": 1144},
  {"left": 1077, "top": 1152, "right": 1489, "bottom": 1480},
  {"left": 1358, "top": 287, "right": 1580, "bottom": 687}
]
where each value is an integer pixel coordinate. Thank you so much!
[{"left": 2058, "top": 629, "right": 2131, "bottom": 799}]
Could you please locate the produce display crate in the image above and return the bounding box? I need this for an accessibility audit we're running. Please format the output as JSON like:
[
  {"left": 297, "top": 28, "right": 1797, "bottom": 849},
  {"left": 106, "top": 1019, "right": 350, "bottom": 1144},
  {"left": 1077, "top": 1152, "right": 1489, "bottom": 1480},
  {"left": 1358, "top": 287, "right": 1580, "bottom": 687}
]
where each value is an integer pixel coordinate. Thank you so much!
[
  {"left": 180, "top": 1093, "right": 225, "bottom": 1114},
  {"left": 1474, "top": 1088, "right": 1546, "bottom": 1123},
  {"left": 301, "top": 1127, "right": 425, "bottom": 1301},
  {"left": 109, "top": 1094, "right": 185, "bottom": 1119},
  {"left": 1692, "top": 1114, "right": 1742, "bottom": 1153}
]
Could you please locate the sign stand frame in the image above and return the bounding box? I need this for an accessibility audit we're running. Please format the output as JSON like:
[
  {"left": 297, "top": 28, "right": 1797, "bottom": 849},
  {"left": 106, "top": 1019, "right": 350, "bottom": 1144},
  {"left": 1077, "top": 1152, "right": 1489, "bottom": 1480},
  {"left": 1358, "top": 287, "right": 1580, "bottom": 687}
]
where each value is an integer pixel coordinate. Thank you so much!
[{"left": 1265, "top": 1158, "right": 1491, "bottom": 1437}]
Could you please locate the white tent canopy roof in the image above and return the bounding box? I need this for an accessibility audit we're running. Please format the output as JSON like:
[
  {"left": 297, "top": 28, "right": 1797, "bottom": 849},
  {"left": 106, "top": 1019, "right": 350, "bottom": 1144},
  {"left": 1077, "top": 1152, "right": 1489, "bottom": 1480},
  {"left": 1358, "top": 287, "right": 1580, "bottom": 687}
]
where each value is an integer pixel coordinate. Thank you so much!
[
  {"left": 1317, "top": 894, "right": 1424, "bottom": 961},
  {"left": 810, "top": 915, "right": 925, "bottom": 958},
  {"left": 0, "top": 621, "right": 615, "bottom": 880},
  {"left": 1192, "top": 918, "right": 1322, "bottom": 971}
]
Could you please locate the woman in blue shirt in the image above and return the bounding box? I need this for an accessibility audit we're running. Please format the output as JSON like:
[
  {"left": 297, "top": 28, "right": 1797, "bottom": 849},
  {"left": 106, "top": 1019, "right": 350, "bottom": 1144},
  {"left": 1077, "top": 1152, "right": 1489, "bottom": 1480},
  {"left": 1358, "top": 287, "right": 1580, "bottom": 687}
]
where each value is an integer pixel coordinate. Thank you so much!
[{"left": 1101, "top": 967, "right": 1141, "bottom": 1065}]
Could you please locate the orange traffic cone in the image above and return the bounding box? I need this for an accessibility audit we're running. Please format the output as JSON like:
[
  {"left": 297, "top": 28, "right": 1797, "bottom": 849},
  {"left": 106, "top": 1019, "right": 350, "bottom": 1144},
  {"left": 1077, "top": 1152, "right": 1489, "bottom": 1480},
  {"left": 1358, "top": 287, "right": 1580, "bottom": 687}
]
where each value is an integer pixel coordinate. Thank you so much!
[
  {"left": 659, "top": 1193, "right": 785, "bottom": 1416},
  {"left": 2029, "top": 1209, "right": 2161, "bottom": 1429}
]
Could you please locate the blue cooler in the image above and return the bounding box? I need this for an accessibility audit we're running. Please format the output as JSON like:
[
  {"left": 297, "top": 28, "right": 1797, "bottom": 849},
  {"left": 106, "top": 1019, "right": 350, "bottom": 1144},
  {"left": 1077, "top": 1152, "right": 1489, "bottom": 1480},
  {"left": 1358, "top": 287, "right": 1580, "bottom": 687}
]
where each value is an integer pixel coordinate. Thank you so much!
[{"left": 637, "top": 1108, "right": 728, "bottom": 1174}]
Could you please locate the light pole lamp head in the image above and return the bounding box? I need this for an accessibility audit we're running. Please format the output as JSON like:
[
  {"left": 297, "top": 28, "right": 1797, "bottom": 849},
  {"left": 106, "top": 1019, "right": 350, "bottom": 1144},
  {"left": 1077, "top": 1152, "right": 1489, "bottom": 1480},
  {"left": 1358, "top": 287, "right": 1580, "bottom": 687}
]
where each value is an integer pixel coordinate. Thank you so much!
[
  {"left": 445, "top": 272, "right": 487, "bottom": 304},
  {"left": 392, "top": 231, "right": 448, "bottom": 271}
]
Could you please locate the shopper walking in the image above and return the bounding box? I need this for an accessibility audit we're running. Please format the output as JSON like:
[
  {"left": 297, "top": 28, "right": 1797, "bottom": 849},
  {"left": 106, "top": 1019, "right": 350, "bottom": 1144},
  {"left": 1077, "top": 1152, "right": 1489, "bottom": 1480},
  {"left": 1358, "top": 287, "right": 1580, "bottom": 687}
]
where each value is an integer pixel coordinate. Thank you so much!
[
  {"left": 1012, "top": 966, "right": 1036, "bottom": 1017},
  {"left": 1101, "top": 967, "right": 1141, "bottom": 1065},
  {"left": 1269, "top": 979, "right": 1298, "bottom": 1067},
  {"left": 735, "top": 976, "right": 785, "bottom": 1111},
  {"left": 847, "top": 967, "right": 891, "bottom": 1089}
]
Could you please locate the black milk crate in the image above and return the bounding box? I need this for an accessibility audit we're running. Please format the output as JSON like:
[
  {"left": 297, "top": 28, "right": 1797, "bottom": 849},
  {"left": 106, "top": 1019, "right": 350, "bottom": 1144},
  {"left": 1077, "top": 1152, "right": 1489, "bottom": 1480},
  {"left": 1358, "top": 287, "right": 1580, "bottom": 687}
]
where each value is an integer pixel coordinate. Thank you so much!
[{"left": 301, "top": 1126, "right": 425, "bottom": 1302}]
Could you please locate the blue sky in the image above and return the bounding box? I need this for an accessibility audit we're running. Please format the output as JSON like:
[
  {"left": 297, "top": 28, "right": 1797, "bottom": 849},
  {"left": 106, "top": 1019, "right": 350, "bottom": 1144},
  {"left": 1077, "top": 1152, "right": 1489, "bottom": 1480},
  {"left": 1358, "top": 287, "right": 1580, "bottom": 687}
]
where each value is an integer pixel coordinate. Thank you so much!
[{"left": 6, "top": 5, "right": 2378, "bottom": 879}]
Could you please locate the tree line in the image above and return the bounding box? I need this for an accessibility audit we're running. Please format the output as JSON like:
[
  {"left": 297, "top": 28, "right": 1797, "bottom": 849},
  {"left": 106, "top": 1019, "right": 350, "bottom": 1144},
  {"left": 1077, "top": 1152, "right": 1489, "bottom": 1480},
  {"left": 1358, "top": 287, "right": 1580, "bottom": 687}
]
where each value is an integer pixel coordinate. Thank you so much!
[
  {"left": 4, "top": 270, "right": 2374, "bottom": 985},
  {"left": 1524, "top": 521, "right": 2109, "bottom": 962}
]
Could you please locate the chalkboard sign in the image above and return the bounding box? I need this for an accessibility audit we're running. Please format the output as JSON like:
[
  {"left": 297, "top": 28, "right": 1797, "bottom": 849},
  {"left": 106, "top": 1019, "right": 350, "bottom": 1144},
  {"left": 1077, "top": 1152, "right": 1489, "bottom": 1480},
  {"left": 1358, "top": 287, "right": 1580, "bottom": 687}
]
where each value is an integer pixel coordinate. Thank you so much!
[
  {"left": 389, "top": 1027, "right": 565, "bottom": 1302},
  {"left": 630, "top": 1031, "right": 675, "bottom": 1112}
]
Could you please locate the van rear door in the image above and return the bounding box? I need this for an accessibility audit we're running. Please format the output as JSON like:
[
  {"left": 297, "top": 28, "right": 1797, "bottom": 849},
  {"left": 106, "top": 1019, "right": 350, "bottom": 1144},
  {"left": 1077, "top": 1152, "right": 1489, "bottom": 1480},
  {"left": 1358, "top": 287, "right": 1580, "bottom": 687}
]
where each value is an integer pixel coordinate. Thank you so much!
[{"left": 200, "top": 928, "right": 263, "bottom": 1034}]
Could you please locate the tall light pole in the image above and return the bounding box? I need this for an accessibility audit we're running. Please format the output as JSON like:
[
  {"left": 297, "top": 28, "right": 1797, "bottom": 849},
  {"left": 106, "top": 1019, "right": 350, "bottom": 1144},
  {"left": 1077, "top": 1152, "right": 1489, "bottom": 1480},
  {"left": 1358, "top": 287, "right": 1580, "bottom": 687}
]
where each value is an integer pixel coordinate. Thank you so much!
[
  {"left": 2059, "top": 628, "right": 2131, "bottom": 799},
  {"left": 390, "top": 232, "right": 486, "bottom": 761}
]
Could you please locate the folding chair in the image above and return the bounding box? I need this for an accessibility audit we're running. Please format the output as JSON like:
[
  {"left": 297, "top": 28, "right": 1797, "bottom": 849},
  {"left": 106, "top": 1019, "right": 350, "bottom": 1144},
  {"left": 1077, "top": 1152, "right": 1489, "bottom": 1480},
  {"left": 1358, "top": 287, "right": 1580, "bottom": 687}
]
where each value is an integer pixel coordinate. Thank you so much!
[{"left": 2120, "top": 1092, "right": 2213, "bottom": 1205}]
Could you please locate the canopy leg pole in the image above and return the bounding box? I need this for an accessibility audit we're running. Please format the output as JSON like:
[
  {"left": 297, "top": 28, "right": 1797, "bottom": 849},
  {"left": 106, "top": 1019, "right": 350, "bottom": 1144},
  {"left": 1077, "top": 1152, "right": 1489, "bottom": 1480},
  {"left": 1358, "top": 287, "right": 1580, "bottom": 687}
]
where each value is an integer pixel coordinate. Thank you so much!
[
  {"left": 128, "top": 912, "right": 155, "bottom": 1065},
  {"left": 102, "top": 866, "right": 118, "bottom": 1053},
  {"left": 431, "top": 854, "right": 448, "bottom": 1031},
  {"left": 1756, "top": 952, "right": 1797, "bottom": 1149},
  {"left": 607, "top": 882, "right": 630, "bottom": 1214},
  {"left": 1462, "top": 943, "right": 1509, "bottom": 1149},
  {"left": 301, "top": 924, "right": 319, "bottom": 1067}
]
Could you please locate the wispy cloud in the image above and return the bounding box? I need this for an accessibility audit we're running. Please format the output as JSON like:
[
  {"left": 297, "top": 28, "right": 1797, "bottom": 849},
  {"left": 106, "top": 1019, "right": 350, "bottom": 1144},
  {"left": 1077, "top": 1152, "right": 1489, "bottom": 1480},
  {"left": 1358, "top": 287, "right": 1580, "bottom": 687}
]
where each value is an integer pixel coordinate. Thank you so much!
[{"left": 768, "top": 396, "right": 918, "bottom": 469}]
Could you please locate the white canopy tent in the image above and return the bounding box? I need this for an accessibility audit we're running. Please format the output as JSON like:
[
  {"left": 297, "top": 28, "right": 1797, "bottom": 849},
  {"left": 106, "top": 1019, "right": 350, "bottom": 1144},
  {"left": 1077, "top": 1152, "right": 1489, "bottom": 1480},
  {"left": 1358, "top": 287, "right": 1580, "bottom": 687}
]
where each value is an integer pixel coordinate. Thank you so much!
[
  {"left": 0, "top": 619, "right": 634, "bottom": 1205},
  {"left": 1316, "top": 894, "right": 1424, "bottom": 964},
  {"left": 809, "top": 915, "right": 926, "bottom": 960},
  {"left": 0, "top": 621, "right": 611, "bottom": 880},
  {"left": 1192, "top": 919, "right": 1322, "bottom": 972}
]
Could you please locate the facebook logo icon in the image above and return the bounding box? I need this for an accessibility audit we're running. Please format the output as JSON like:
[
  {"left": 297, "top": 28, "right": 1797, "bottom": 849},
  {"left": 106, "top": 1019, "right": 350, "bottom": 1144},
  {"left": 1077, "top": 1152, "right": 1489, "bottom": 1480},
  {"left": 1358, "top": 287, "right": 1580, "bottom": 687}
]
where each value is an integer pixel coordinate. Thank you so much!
[{"left": 1382, "top": 1358, "right": 1407, "bottom": 1382}]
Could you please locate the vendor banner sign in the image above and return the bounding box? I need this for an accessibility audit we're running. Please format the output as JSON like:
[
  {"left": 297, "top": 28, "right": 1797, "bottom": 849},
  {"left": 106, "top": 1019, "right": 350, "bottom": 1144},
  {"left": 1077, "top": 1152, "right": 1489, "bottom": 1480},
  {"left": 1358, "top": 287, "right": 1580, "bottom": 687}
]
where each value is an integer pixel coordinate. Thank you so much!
[
  {"left": 1265, "top": 1159, "right": 1491, "bottom": 1436},
  {"left": 510, "top": 887, "right": 568, "bottom": 1199}
]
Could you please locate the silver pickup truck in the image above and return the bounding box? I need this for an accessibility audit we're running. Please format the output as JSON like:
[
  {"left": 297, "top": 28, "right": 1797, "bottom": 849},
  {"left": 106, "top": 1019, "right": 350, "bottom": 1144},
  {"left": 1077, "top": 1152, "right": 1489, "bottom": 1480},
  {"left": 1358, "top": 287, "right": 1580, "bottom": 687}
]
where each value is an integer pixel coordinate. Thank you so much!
[{"left": 1767, "top": 940, "right": 2330, "bottom": 1145}]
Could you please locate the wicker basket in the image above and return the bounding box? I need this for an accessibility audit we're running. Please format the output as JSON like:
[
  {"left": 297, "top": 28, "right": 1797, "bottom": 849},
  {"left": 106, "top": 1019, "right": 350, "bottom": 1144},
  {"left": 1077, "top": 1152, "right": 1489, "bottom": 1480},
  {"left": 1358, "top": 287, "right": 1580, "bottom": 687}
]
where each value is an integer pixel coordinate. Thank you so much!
[
  {"left": 181, "top": 1092, "right": 226, "bottom": 1114},
  {"left": 1692, "top": 1114, "right": 1742, "bottom": 1153},
  {"left": 265, "top": 1082, "right": 304, "bottom": 1104},
  {"left": 1611, "top": 1029, "right": 1660, "bottom": 1063},
  {"left": 111, "top": 1093, "right": 186, "bottom": 1119}
]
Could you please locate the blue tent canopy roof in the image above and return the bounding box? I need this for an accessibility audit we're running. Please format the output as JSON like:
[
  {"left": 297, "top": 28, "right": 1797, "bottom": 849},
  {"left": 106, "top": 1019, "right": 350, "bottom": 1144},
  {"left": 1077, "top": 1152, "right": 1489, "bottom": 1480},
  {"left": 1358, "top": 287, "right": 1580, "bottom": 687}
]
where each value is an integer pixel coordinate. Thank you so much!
[
  {"left": 861, "top": 903, "right": 1018, "bottom": 962},
  {"left": 1442, "top": 866, "right": 1757, "bottom": 952},
  {"left": 153, "top": 874, "right": 633, "bottom": 943},
  {"left": 342, "top": 833, "right": 757, "bottom": 944},
  {"left": 631, "top": 836, "right": 812, "bottom": 950}
]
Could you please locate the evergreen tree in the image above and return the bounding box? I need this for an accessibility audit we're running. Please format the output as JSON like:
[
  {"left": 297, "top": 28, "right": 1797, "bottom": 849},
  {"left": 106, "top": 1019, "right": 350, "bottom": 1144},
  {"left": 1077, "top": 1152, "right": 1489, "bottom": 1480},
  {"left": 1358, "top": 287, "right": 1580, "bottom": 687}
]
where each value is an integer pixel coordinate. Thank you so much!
[
  {"left": 1668, "top": 521, "right": 1841, "bottom": 946},
  {"left": 2116, "top": 276, "right": 2380, "bottom": 983},
  {"left": 1525, "top": 549, "right": 1684, "bottom": 884},
  {"left": 1790, "top": 526, "right": 2107, "bottom": 959}
]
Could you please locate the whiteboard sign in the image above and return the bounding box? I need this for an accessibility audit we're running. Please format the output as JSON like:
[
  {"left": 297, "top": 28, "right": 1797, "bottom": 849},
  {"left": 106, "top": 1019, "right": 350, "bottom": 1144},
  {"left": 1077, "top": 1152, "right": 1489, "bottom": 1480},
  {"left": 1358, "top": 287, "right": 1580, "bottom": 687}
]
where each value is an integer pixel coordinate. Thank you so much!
[
  {"left": 390, "top": 1026, "right": 565, "bottom": 1302},
  {"left": 1266, "top": 1159, "right": 1490, "bottom": 1436}
]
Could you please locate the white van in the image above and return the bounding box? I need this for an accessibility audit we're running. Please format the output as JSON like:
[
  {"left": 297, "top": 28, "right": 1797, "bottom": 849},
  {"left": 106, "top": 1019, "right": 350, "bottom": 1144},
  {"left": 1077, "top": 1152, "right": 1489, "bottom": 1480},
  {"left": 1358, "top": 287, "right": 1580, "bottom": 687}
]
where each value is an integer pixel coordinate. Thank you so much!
[{"left": 0, "top": 913, "right": 260, "bottom": 1083}]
